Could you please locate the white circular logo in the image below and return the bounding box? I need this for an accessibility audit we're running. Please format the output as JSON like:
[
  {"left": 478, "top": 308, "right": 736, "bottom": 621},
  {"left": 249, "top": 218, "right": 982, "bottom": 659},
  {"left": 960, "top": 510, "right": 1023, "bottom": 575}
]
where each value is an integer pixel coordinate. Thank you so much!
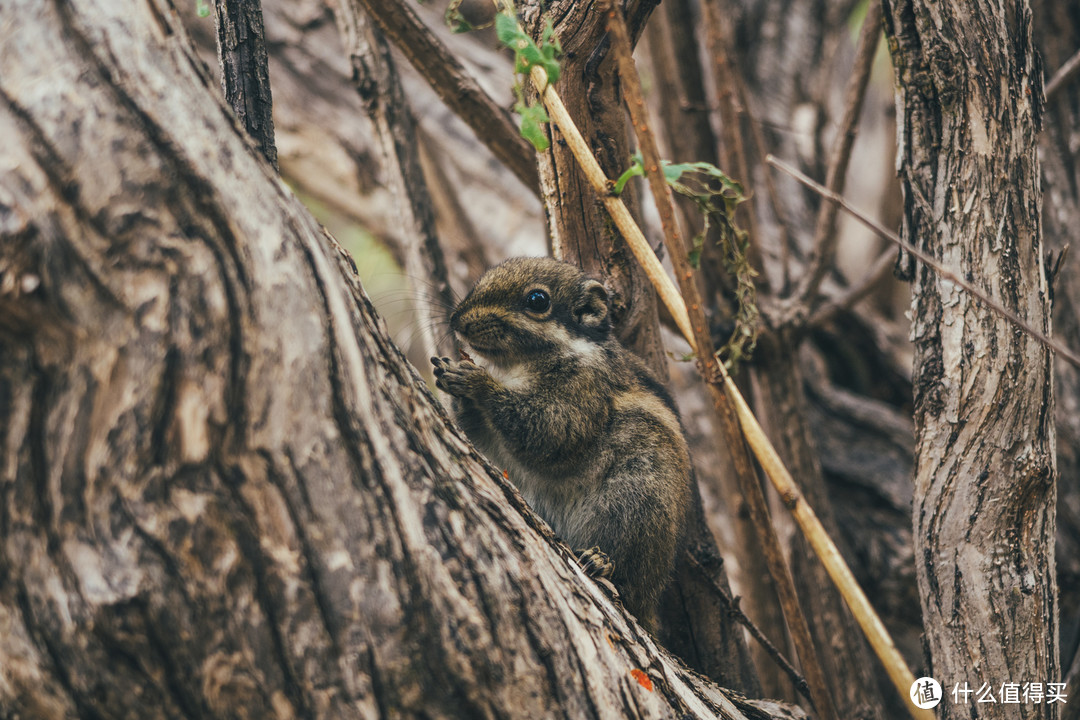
[{"left": 910, "top": 677, "right": 942, "bottom": 709}]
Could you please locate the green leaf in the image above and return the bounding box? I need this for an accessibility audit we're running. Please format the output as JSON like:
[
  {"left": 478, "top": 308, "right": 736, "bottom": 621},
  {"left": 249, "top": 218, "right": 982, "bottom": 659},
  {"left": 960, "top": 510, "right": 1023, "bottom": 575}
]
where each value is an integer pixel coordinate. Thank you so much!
[
  {"left": 496, "top": 13, "right": 561, "bottom": 151},
  {"left": 687, "top": 229, "right": 707, "bottom": 269},
  {"left": 538, "top": 20, "right": 562, "bottom": 83},
  {"left": 497, "top": 14, "right": 562, "bottom": 84},
  {"left": 495, "top": 12, "right": 523, "bottom": 46},
  {"left": 661, "top": 161, "right": 697, "bottom": 183},
  {"left": 540, "top": 20, "right": 561, "bottom": 52},
  {"left": 516, "top": 102, "right": 550, "bottom": 152}
]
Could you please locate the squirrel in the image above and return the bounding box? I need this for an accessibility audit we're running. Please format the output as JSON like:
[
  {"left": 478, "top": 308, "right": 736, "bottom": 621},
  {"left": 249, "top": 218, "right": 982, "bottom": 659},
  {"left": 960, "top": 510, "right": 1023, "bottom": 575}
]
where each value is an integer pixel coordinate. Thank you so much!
[{"left": 431, "top": 257, "right": 691, "bottom": 630}]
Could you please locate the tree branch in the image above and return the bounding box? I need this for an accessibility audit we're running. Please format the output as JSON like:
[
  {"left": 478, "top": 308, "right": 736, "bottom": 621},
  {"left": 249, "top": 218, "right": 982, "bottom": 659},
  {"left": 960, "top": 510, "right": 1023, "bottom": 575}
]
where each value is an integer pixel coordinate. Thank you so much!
[
  {"left": 213, "top": 0, "right": 278, "bottom": 169},
  {"left": 347, "top": 0, "right": 540, "bottom": 195},
  {"left": 332, "top": 0, "right": 457, "bottom": 360},
  {"left": 792, "top": 0, "right": 882, "bottom": 308},
  {"left": 700, "top": 0, "right": 768, "bottom": 292},
  {"left": 1046, "top": 46, "right": 1080, "bottom": 100},
  {"left": 769, "top": 153, "right": 1080, "bottom": 369},
  {"left": 808, "top": 247, "right": 896, "bottom": 327},
  {"left": 684, "top": 552, "right": 814, "bottom": 705},
  {"left": 737, "top": 80, "right": 795, "bottom": 293}
]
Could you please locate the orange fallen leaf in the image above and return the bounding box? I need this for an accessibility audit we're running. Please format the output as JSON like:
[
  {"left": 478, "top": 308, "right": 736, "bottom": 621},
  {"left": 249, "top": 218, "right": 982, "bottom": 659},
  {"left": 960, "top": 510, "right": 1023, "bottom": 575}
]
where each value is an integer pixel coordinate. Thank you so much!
[{"left": 630, "top": 669, "right": 653, "bottom": 691}]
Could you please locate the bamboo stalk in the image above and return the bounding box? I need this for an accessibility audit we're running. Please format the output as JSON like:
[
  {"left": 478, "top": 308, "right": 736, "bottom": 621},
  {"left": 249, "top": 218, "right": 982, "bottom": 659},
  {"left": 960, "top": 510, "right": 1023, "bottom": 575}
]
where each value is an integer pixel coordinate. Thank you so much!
[
  {"left": 602, "top": 4, "right": 838, "bottom": 718},
  {"left": 501, "top": 9, "right": 930, "bottom": 719},
  {"left": 717, "top": 366, "right": 928, "bottom": 718}
]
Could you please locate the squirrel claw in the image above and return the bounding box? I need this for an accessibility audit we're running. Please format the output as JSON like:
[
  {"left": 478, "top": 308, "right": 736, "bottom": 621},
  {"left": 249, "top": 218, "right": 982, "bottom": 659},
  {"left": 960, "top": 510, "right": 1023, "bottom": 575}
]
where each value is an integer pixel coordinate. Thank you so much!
[
  {"left": 577, "top": 546, "right": 614, "bottom": 580},
  {"left": 432, "top": 356, "right": 484, "bottom": 397}
]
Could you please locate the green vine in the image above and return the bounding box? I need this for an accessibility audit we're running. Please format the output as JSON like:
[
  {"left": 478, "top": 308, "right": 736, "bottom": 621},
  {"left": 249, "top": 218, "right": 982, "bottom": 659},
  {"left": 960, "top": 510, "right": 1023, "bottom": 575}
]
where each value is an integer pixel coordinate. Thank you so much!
[
  {"left": 614, "top": 154, "right": 758, "bottom": 370},
  {"left": 494, "top": 12, "right": 562, "bottom": 152}
]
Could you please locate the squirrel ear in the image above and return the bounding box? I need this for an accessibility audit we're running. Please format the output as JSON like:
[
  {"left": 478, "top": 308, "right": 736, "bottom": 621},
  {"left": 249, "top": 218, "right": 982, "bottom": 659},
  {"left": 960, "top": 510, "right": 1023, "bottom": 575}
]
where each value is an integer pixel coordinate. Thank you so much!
[{"left": 575, "top": 280, "right": 610, "bottom": 330}]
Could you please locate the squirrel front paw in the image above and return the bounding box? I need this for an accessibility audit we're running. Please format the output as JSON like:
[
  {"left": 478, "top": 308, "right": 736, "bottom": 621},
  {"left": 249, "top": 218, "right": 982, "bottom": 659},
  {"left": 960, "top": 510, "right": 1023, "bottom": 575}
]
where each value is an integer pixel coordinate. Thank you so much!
[
  {"left": 431, "top": 356, "right": 489, "bottom": 398},
  {"left": 577, "top": 546, "right": 615, "bottom": 580}
]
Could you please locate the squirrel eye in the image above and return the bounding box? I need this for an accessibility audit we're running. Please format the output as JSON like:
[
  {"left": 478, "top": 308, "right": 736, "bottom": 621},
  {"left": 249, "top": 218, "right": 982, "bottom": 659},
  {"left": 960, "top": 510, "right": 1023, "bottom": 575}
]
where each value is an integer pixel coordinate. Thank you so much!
[{"left": 524, "top": 289, "right": 551, "bottom": 313}]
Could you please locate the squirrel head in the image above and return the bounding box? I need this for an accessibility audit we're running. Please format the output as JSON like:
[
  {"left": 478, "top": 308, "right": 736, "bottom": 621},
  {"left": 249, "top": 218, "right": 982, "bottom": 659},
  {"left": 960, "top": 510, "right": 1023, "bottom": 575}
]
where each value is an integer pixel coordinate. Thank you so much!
[{"left": 450, "top": 257, "right": 611, "bottom": 367}]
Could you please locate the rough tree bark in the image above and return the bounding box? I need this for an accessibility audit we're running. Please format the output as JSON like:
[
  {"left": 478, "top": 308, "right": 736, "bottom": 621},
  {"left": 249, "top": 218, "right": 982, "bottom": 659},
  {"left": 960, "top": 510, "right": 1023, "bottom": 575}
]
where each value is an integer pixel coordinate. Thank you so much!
[
  {"left": 884, "top": 1, "right": 1058, "bottom": 718},
  {"left": 0, "top": 1, "right": 802, "bottom": 718},
  {"left": 214, "top": 0, "right": 279, "bottom": 169}
]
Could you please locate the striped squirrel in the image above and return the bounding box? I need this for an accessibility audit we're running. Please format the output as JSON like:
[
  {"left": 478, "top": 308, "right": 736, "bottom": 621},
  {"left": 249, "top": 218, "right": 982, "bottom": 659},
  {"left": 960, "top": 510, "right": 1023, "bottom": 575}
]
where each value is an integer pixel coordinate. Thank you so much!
[{"left": 431, "top": 257, "right": 691, "bottom": 629}]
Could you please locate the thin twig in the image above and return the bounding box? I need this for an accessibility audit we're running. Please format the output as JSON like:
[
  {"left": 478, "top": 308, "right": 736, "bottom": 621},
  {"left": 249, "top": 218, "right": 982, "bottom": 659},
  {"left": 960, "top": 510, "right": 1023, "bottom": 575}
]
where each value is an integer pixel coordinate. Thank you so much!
[
  {"left": 809, "top": 247, "right": 896, "bottom": 327},
  {"left": 602, "top": 3, "right": 682, "bottom": 280},
  {"left": 644, "top": 0, "right": 716, "bottom": 168},
  {"left": 605, "top": 4, "right": 839, "bottom": 717},
  {"left": 769, "top": 154, "right": 1080, "bottom": 370},
  {"left": 794, "top": 0, "right": 882, "bottom": 306},
  {"left": 348, "top": 0, "right": 540, "bottom": 195},
  {"left": 737, "top": 80, "right": 794, "bottom": 293},
  {"left": 683, "top": 552, "right": 812, "bottom": 705},
  {"left": 644, "top": 0, "right": 716, "bottom": 254},
  {"left": 415, "top": 127, "right": 491, "bottom": 283},
  {"left": 1046, "top": 47, "right": 1080, "bottom": 101}
]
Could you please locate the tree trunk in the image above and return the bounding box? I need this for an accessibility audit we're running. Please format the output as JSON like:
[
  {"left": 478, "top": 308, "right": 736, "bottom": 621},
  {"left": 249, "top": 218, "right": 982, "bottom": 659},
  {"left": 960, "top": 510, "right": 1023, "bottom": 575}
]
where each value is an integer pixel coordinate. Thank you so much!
[
  {"left": 522, "top": 0, "right": 667, "bottom": 372},
  {"left": 0, "top": 1, "right": 799, "bottom": 718},
  {"left": 884, "top": 1, "right": 1058, "bottom": 717}
]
